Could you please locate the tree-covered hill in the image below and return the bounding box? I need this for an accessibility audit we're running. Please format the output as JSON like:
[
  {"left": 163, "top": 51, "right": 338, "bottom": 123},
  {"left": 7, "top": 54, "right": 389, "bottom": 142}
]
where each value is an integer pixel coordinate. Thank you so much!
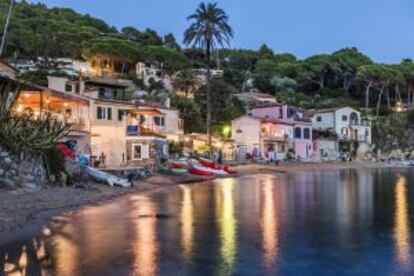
[{"left": 0, "top": 0, "right": 184, "bottom": 64}]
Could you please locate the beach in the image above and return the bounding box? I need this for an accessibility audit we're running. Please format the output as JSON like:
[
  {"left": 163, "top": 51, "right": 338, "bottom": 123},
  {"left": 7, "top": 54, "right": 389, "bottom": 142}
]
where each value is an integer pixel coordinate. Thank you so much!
[{"left": 0, "top": 161, "right": 396, "bottom": 244}]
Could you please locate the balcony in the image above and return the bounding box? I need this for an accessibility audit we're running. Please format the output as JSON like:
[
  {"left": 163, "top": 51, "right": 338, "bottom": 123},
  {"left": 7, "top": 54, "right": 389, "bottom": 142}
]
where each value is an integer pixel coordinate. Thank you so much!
[
  {"left": 350, "top": 120, "right": 371, "bottom": 127},
  {"left": 126, "top": 124, "right": 165, "bottom": 137},
  {"left": 262, "top": 133, "right": 289, "bottom": 142}
]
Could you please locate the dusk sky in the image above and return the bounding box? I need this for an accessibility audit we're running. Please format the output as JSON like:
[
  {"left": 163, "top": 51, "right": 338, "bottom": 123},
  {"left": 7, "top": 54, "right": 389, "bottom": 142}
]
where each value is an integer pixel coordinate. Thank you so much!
[{"left": 30, "top": 0, "right": 414, "bottom": 63}]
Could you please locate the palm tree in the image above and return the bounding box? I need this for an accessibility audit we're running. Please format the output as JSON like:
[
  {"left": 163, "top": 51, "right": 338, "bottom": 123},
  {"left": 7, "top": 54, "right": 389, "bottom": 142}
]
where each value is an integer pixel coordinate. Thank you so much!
[{"left": 183, "top": 2, "right": 233, "bottom": 150}]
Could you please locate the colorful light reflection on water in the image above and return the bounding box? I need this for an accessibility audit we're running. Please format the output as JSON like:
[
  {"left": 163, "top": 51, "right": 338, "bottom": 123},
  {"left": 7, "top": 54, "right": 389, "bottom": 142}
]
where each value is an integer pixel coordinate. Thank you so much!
[{"left": 1, "top": 168, "right": 414, "bottom": 276}]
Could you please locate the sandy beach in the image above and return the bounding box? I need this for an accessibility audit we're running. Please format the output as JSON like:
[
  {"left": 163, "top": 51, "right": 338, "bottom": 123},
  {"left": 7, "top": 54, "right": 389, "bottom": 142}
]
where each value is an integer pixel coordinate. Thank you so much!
[{"left": 0, "top": 161, "right": 397, "bottom": 244}]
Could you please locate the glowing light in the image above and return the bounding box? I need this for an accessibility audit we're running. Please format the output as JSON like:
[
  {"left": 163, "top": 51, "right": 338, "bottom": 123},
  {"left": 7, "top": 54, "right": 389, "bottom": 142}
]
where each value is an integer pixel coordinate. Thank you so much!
[
  {"left": 63, "top": 102, "right": 69, "bottom": 107},
  {"left": 217, "top": 178, "right": 237, "bottom": 274},
  {"left": 16, "top": 104, "right": 23, "bottom": 113},
  {"left": 24, "top": 93, "right": 30, "bottom": 98},
  {"left": 133, "top": 195, "right": 158, "bottom": 276},
  {"left": 394, "top": 175, "right": 411, "bottom": 267},
  {"left": 222, "top": 125, "right": 231, "bottom": 138},
  {"left": 261, "top": 180, "right": 278, "bottom": 268},
  {"left": 180, "top": 185, "right": 194, "bottom": 263},
  {"left": 45, "top": 99, "right": 50, "bottom": 104}
]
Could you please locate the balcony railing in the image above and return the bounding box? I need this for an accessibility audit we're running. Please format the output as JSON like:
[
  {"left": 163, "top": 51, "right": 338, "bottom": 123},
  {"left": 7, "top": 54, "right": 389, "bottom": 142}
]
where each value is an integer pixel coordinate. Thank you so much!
[{"left": 350, "top": 120, "right": 371, "bottom": 127}]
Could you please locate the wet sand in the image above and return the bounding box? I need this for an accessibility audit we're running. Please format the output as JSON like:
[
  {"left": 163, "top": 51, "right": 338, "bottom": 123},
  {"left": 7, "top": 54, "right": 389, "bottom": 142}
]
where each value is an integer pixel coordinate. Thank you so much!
[{"left": 0, "top": 161, "right": 395, "bottom": 244}]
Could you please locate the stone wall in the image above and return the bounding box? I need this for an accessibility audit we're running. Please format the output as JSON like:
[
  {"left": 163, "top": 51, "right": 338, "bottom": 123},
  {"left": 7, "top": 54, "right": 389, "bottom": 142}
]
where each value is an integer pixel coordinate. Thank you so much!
[
  {"left": 0, "top": 146, "right": 48, "bottom": 189},
  {"left": 126, "top": 138, "right": 168, "bottom": 169}
]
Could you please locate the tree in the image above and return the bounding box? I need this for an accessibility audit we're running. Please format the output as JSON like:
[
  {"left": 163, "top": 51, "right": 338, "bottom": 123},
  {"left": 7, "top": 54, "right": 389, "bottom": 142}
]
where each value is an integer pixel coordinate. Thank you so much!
[
  {"left": 332, "top": 47, "right": 372, "bottom": 93},
  {"left": 357, "top": 64, "right": 383, "bottom": 109},
  {"left": 299, "top": 54, "right": 331, "bottom": 90},
  {"left": 183, "top": 2, "right": 233, "bottom": 149},
  {"left": 171, "top": 95, "right": 204, "bottom": 133},
  {"left": 164, "top": 33, "right": 180, "bottom": 50},
  {"left": 398, "top": 60, "right": 414, "bottom": 107},
  {"left": 258, "top": 44, "right": 274, "bottom": 59},
  {"left": 195, "top": 78, "right": 244, "bottom": 134},
  {"left": 173, "top": 69, "right": 199, "bottom": 96}
]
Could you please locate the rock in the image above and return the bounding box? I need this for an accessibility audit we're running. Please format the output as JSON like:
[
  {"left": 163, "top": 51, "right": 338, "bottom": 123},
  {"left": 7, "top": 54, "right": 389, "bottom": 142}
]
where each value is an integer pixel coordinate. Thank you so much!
[
  {"left": 49, "top": 175, "right": 56, "bottom": 183},
  {"left": 22, "top": 182, "right": 37, "bottom": 190},
  {"left": 0, "top": 178, "right": 16, "bottom": 189},
  {"left": 3, "top": 157, "right": 12, "bottom": 164},
  {"left": 57, "top": 172, "right": 68, "bottom": 187},
  {"left": 24, "top": 174, "right": 35, "bottom": 183}
]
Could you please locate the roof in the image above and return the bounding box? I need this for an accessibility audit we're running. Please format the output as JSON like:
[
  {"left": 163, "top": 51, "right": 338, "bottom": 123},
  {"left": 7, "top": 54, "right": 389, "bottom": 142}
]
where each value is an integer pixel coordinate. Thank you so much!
[
  {"left": 0, "top": 60, "right": 18, "bottom": 73},
  {"left": 233, "top": 115, "right": 294, "bottom": 126},
  {"left": 234, "top": 92, "right": 276, "bottom": 99},
  {"left": 0, "top": 75, "right": 91, "bottom": 105},
  {"left": 307, "top": 106, "right": 355, "bottom": 116},
  {"left": 85, "top": 78, "right": 129, "bottom": 89},
  {"left": 250, "top": 102, "right": 287, "bottom": 109}
]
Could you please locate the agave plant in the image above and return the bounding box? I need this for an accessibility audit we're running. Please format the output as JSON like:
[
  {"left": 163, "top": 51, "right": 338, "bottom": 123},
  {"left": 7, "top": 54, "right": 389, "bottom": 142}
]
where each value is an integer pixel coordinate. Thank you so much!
[{"left": 0, "top": 78, "right": 68, "bottom": 156}]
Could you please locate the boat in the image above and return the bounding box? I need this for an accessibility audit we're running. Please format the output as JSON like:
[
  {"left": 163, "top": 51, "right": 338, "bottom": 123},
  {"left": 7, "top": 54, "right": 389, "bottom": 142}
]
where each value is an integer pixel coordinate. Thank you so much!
[
  {"left": 188, "top": 167, "right": 214, "bottom": 177},
  {"left": 171, "top": 168, "right": 188, "bottom": 174},
  {"left": 86, "top": 167, "right": 131, "bottom": 187},
  {"left": 169, "top": 161, "right": 187, "bottom": 169},
  {"left": 188, "top": 159, "right": 229, "bottom": 176},
  {"left": 390, "top": 160, "right": 414, "bottom": 167},
  {"left": 223, "top": 165, "right": 238, "bottom": 174},
  {"left": 198, "top": 158, "right": 222, "bottom": 170}
]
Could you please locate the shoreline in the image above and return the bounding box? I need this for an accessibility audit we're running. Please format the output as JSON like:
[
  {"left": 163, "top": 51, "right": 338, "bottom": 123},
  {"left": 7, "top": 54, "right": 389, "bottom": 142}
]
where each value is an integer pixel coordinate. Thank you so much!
[{"left": 0, "top": 161, "right": 401, "bottom": 245}]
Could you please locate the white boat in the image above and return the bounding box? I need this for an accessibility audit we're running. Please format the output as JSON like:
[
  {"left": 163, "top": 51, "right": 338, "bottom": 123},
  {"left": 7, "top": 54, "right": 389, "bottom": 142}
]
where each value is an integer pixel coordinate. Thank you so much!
[
  {"left": 188, "top": 159, "right": 229, "bottom": 176},
  {"left": 390, "top": 160, "right": 414, "bottom": 167},
  {"left": 86, "top": 167, "right": 132, "bottom": 187}
]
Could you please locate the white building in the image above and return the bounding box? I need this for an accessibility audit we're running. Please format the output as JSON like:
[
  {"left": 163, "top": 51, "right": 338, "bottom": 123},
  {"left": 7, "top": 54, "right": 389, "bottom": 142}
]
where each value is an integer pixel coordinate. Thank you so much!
[
  {"left": 309, "top": 107, "right": 372, "bottom": 144},
  {"left": 135, "top": 62, "right": 163, "bottom": 86},
  {"left": 309, "top": 107, "right": 372, "bottom": 159}
]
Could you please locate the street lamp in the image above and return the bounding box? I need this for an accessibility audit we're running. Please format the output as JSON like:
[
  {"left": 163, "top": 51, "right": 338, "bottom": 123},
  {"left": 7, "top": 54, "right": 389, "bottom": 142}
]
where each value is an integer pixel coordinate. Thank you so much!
[{"left": 222, "top": 125, "right": 231, "bottom": 138}]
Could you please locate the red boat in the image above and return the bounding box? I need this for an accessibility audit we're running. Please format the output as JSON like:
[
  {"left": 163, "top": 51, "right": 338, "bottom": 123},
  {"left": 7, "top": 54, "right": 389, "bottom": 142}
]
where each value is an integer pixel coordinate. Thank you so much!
[
  {"left": 223, "top": 166, "right": 238, "bottom": 174},
  {"left": 188, "top": 167, "right": 214, "bottom": 177},
  {"left": 169, "top": 161, "right": 186, "bottom": 169},
  {"left": 198, "top": 158, "right": 222, "bottom": 170}
]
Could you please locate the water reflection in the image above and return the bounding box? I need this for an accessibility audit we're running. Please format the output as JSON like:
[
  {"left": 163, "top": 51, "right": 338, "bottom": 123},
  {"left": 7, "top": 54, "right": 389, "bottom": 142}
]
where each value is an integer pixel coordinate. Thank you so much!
[
  {"left": 132, "top": 195, "right": 159, "bottom": 276},
  {"left": 260, "top": 178, "right": 279, "bottom": 268},
  {"left": 180, "top": 185, "right": 194, "bottom": 263},
  {"left": 216, "top": 178, "right": 237, "bottom": 274},
  {"left": 1, "top": 169, "right": 414, "bottom": 275},
  {"left": 394, "top": 175, "right": 411, "bottom": 267}
]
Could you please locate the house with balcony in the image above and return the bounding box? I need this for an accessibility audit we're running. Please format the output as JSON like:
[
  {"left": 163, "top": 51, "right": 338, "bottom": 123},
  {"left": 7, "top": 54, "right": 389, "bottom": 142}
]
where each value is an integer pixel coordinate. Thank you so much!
[
  {"left": 46, "top": 76, "right": 183, "bottom": 168},
  {"left": 232, "top": 103, "right": 313, "bottom": 160},
  {"left": 309, "top": 107, "right": 372, "bottom": 158}
]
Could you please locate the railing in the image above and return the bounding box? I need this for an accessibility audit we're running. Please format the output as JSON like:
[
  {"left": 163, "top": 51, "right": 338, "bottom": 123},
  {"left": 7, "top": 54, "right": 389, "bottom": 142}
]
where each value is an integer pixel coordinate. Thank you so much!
[{"left": 350, "top": 120, "right": 371, "bottom": 127}]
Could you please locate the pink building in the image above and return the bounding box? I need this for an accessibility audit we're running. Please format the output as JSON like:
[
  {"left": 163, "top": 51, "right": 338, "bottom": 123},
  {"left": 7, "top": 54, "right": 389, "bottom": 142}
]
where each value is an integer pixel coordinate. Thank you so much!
[{"left": 232, "top": 103, "right": 313, "bottom": 160}]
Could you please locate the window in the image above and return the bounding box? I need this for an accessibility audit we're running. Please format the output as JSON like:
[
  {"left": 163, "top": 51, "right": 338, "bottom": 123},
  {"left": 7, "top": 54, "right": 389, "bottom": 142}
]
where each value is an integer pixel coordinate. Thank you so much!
[
  {"left": 132, "top": 143, "right": 150, "bottom": 160},
  {"left": 154, "top": 116, "right": 165, "bottom": 126},
  {"left": 118, "top": 110, "right": 126, "bottom": 121},
  {"left": 294, "top": 127, "right": 302, "bottom": 139},
  {"left": 97, "top": 106, "right": 112, "bottom": 120},
  {"left": 107, "top": 108, "right": 112, "bottom": 120},
  {"left": 304, "top": 128, "right": 310, "bottom": 139},
  {"left": 342, "top": 115, "right": 348, "bottom": 121},
  {"left": 65, "top": 83, "right": 72, "bottom": 92},
  {"left": 133, "top": 144, "right": 142, "bottom": 160},
  {"left": 316, "top": 116, "right": 322, "bottom": 122}
]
